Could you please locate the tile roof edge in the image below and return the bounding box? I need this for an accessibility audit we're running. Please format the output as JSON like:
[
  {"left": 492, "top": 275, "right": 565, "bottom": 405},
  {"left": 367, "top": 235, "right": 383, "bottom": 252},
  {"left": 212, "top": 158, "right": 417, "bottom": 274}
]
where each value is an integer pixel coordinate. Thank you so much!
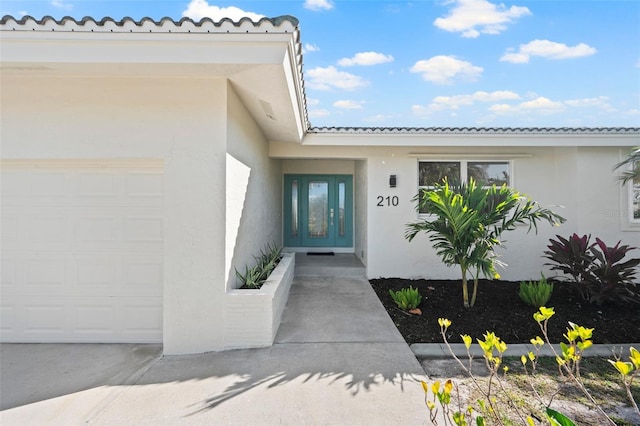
[
  {"left": 1, "top": 13, "right": 310, "bottom": 133},
  {"left": 308, "top": 127, "right": 640, "bottom": 134},
  {"left": 0, "top": 14, "right": 299, "bottom": 29}
]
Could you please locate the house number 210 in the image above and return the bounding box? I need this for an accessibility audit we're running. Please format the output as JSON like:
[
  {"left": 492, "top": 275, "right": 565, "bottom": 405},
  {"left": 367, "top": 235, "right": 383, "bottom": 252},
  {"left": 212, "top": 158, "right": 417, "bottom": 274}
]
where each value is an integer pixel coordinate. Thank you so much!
[{"left": 376, "top": 196, "right": 399, "bottom": 207}]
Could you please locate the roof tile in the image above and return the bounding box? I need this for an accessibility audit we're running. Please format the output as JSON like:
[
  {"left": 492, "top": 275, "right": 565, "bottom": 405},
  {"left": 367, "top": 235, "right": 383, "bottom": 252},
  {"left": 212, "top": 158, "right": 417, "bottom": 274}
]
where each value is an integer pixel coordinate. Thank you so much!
[
  {"left": 0, "top": 15, "right": 299, "bottom": 33},
  {"left": 309, "top": 127, "right": 640, "bottom": 134}
]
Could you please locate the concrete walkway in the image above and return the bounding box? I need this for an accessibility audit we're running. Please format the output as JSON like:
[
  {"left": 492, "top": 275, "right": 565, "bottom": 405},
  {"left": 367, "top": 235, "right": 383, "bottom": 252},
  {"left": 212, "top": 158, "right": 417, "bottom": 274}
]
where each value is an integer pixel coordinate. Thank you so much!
[{"left": 0, "top": 254, "right": 431, "bottom": 425}]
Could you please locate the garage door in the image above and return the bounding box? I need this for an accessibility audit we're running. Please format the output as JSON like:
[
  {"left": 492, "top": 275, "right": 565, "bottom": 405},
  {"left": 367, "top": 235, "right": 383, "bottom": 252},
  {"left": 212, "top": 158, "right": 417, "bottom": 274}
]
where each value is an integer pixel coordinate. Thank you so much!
[{"left": 1, "top": 160, "right": 163, "bottom": 343}]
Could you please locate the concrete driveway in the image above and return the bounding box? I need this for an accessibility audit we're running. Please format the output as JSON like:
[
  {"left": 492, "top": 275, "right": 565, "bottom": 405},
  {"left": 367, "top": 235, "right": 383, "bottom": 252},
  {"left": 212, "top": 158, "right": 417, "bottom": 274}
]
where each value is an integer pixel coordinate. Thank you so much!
[
  {"left": 1, "top": 344, "right": 162, "bottom": 423},
  {"left": 0, "top": 255, "right": 433, "bottom": 425}
]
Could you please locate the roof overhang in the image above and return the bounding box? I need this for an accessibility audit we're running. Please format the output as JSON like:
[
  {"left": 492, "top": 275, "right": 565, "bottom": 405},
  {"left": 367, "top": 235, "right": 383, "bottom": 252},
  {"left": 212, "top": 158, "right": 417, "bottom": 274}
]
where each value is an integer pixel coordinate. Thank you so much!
[{"left": 0, "top": 16, "right": 308, "bottom": 143}]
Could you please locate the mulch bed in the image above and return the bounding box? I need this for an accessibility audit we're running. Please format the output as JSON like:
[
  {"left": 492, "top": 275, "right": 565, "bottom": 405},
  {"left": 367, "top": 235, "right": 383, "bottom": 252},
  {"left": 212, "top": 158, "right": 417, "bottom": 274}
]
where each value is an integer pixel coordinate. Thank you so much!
[{"left": 369, "top": 278, "right": 640, "bottom": 345}]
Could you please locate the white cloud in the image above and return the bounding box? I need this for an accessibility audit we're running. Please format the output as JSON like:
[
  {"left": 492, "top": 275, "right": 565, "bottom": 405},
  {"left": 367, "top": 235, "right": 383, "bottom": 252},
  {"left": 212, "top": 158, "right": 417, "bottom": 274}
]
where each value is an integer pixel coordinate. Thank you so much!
[
  {"left": 337, "top": 52, "right": 394, "bottom": 67},
  {"left": 306, "top": 98, "right": 320, "bottom": 106},
  {"left": 483, "top": 95, "right": 624, "bottom": 121},
  {"left": 489, "top": 96, "right": 566, "bottom": 114},
  {"left": 306, "top": 66, "right": 368, "bottom": 91},
  {"left": 333, "top": 100, "right": 365, "bottom": 109},
  {"left": 564, "top": 96, "right": 617, "bottom": 114},
  {"left": 410, "top": 55, "right": 483, "bottom": 85},
  {"left": 432, "top": 90, "right": 521, "bottom": 108},
  {"left": 363, "top": 114, "right": 393, "bottom": 123},
  {"left": 487, "top": 104, "right": 512, "bottom": 113},
  {"left": 412, "top": 90, "right": 520, "bottom": 116},
  {"left": 51, "top": 0, "right": 73, "bottom": 11},
  {"left": 411, "top": 104, "right": 433, "bottom": 116},
  {"left": 302, "top": 43, "right": 320, "bottom": 54},
  {"left": 182, "top": 0, "right": 264, "bottom": 21},
  {"left": 500, "top": 39, "right": 597, "bottom": 63},
  {"left": 520, "top": 97, "right": 566, "bottom": 111},
  {"left": 434, "top": 0, "right": 531, "bottom": 38},
  {"left": 564, "top": 96, "right": 612, "bottom": 109},
  {"left": 499, "top": 52, "right": 529, "bottom": 64},
  {"left": 308, "top": 108, "right": 331, "bottom": 118},
  {"left": 415, "top": 92, "right": 620, "bottom": 122},
  {"left": 304, "top": 0, "right": 334, "bottom": 11}
]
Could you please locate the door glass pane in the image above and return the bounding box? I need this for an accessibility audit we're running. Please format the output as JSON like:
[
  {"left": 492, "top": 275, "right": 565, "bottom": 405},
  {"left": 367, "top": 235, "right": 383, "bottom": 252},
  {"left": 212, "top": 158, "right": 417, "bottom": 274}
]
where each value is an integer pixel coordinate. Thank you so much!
[
  {"left": 338, "top": 182, "right": 345, "bottom": 237},
  {"left": 467, "top": 162, "right": 509, "bottom": 186},
  {"left": 291, "top": 180, "right": 298, "bottom": 237},
  {"left": 308, "top": 181, "right": 328, "bottom": 238}
]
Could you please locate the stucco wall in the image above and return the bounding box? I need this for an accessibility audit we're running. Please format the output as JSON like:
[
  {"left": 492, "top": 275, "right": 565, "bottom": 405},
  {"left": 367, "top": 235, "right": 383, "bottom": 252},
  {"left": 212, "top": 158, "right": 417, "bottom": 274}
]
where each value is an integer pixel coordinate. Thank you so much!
[
  {"left": 282, "top": 159, "right": 355, "bottom": 175},
  {"left": 270, "top": 140, "right": 639, "bottom": 281},
  {"left": 1, "top": 74, "right": 230, "bottom": 354},
  {"left": 225, "top": 83, "right": 283, "bottom": 290},
  {"left": 574, "top": 147, "right": 636, "bottom": 240},
  {"left": 354, "top": 160, "right": 368, "bottom": 265}
]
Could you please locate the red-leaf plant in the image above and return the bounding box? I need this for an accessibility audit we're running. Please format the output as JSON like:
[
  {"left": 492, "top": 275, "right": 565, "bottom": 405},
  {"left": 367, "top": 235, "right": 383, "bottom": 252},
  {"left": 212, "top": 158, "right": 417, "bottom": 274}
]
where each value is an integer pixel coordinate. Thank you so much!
[{"left": 544, "top": 234, "right": 640, "bottom": 304}]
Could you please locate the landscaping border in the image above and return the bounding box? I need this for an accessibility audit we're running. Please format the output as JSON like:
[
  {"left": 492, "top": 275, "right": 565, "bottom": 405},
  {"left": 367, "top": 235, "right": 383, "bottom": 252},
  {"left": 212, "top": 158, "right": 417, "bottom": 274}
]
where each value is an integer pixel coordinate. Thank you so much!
[{"left": 224, "top": 252, "right": 296, "bottom": 349}]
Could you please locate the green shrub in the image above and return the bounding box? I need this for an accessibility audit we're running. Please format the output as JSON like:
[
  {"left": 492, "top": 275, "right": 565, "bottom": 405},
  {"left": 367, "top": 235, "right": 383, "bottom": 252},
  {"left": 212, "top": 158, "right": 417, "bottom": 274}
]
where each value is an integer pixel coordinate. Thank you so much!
[
  {"left": 389, "top": 286, "right": 423, "bottom": 310},
  {"left": 405, "top": 178, "right": 565, "bottom": 308},
  {"left": 518, "top": 274, "right": 553, "bottom": 307},
  {"left": 235, "top": 242, "right": 283, "bottom": 289}
]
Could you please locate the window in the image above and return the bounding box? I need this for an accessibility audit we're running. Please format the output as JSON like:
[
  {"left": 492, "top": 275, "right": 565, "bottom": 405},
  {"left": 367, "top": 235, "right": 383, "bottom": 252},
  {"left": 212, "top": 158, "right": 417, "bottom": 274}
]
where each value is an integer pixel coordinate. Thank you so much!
[{"left": 418, "top": 160, "right": 511, "bottom": 214}]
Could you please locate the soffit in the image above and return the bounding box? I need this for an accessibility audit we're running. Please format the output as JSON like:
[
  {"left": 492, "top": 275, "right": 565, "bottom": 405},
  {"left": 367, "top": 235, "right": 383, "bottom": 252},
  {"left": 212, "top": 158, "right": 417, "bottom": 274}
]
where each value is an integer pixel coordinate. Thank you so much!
[{"left": 0, "top": 15, "right": 309, "bottom": 143}]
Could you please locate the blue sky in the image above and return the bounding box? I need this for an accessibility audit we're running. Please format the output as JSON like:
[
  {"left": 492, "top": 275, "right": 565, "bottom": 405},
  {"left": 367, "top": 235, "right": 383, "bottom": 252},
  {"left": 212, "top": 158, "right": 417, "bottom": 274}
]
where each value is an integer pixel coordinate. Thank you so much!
[{"left": 3, "top": 0, "right": 639, "bottom": 128}]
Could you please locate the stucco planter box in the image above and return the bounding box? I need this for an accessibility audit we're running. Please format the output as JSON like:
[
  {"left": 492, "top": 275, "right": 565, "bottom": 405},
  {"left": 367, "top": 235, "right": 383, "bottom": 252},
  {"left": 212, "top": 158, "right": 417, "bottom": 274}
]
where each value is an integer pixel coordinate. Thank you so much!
[{"left": 224, "top": 252, "right": 295, "bottom": 349}]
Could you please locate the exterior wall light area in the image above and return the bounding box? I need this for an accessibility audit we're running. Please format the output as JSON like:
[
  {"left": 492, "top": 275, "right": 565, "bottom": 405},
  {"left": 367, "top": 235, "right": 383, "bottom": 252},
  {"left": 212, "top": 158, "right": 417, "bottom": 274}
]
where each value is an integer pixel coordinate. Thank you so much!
[{"left": 389, "top": 175, "right": 397, "bottom": 188}]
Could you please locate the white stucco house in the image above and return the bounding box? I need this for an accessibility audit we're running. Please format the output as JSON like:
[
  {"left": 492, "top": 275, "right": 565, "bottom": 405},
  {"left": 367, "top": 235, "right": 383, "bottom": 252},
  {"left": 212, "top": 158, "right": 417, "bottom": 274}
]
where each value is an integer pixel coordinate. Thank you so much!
[{"left": 1, "top": 15, "right": 638, "bottom": 355}]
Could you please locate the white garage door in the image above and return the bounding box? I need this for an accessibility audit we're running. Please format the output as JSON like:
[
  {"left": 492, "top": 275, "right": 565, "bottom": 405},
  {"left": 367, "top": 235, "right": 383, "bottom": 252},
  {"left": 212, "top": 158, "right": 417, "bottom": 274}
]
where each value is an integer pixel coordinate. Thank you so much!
[{"left": 1, "top": 160, "right": 163, "bottom": 343}]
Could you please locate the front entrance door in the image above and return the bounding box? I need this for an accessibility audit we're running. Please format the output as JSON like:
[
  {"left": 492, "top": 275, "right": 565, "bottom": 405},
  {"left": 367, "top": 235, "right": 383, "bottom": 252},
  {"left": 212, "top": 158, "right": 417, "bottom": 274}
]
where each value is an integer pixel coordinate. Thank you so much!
[{"left": 284, "top": 175, "right": 353, "bottom": 248}]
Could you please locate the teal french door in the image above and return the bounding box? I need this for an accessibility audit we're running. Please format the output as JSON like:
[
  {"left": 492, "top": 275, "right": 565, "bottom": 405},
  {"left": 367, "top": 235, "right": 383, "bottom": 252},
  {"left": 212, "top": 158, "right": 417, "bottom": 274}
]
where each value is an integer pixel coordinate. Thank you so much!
[{"left": 284, "top": 175, "right": 353, "bottom": 248}]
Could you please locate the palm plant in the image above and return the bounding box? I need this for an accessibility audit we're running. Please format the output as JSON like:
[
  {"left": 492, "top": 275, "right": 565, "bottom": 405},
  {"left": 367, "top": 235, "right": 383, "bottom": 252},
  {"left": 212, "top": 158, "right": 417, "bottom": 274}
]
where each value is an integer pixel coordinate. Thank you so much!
[
  {"left": 614, "top": 146, "right": 640, "bottom": 184},
  {"left": 405, "top": 178, "right": 565, "bottom": 307}
]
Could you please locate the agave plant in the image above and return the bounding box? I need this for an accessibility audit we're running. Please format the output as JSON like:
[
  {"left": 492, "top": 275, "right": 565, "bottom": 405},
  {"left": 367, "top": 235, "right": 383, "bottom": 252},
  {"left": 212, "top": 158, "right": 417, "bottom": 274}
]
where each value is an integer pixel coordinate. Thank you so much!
[{"left": 236, "top": 242, "right": 284, "bottom": 289}]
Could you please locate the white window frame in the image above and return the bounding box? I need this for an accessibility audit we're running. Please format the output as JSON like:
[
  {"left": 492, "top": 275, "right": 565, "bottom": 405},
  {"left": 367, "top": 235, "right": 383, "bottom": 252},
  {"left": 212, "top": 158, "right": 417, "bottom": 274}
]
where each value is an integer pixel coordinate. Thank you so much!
[
  {"left": 417, "top": 159, "right": 513, "bottom": 217},
  {"left": 623, "top": 160, "right": 640, "bottom": 229}
]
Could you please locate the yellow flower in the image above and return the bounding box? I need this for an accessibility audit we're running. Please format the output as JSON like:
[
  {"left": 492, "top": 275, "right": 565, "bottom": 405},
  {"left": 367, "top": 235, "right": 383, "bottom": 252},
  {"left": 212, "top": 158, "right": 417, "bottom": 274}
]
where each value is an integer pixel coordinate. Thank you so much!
[
  {"left": 438, "top": 318, "right": 452, "bottom": 329},
  {"left": 494, "top": 273, "right": 501, "bottom": 279},
  {"left": 461, "top": 334, "right": 472, "bottom": 350},
  {"left": 609, "top": 360, "right": 634, "bottom": 376},
  {"left": 444, "top": 379, "right": 453, "bottom": 395},
  {"left": 530, "top": 336, "right": 544, "bottom": 347},
  {"left": 533, "top": 306, "right": 555, "bottom": 323},
  {"left": 629, "top": 347, "right": 640, "bottom": 369}
]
